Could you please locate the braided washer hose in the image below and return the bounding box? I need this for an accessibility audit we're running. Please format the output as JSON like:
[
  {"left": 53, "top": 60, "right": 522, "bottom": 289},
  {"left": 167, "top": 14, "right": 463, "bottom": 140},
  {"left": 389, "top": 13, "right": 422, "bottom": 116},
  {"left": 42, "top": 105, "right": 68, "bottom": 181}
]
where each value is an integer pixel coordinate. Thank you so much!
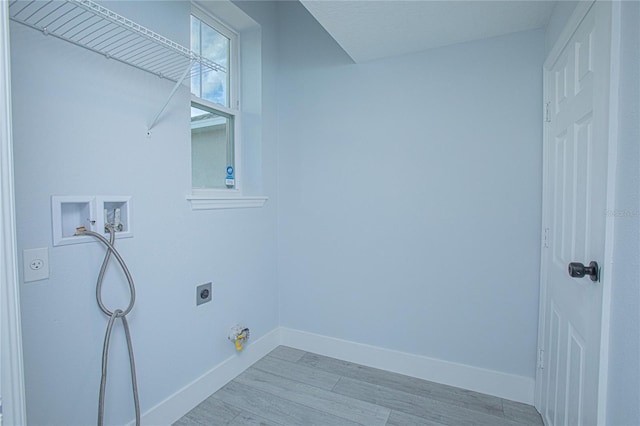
[{"left": 78, "top": 225, "right": 140, "bottom": 426}]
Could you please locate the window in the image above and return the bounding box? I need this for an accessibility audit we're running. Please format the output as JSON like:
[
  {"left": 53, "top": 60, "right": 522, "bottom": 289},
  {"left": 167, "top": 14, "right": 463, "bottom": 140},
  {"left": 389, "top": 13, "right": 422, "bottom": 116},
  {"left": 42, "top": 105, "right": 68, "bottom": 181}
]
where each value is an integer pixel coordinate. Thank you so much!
[
  {"left": 190, "top": 11, "right": 238, "bottom": 191},
  {"left": 186, "top": 2, "right": 267, "bottom": 210},
  {"left": 190, "top": 104, "right": 234, "bottom": 189}
]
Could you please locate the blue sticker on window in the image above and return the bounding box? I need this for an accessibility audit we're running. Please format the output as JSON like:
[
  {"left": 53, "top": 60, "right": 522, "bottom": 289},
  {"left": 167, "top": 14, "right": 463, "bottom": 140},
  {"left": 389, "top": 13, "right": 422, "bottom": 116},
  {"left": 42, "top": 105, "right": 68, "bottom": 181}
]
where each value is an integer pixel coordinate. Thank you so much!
[{"left": 226, "top": 166, "right": 234, "bottom": 176}]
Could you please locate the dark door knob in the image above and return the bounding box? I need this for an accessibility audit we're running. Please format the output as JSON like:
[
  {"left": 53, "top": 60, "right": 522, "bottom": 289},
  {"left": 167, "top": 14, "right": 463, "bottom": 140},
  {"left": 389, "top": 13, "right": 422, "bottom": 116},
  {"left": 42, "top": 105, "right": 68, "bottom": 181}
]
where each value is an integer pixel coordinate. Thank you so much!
[{"left": 568, "top": 261, "right": 599, "bottom": 282}]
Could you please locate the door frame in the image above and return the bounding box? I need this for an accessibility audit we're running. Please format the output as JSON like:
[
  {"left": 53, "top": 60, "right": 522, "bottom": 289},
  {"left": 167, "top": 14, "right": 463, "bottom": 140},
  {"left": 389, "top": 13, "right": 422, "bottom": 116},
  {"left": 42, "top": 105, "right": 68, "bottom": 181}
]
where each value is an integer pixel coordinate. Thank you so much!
[
  {"left": 534, "top": 1, "right": 621, "bottom": 424},
  {"left": 0, "top": 1, "right": 27, "bottom": 424}
]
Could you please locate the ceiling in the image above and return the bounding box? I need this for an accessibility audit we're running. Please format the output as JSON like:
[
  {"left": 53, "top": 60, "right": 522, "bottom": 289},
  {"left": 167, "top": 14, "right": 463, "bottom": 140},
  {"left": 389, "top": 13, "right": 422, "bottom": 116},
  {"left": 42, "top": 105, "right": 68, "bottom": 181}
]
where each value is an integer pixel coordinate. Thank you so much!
[{"left": 299, "top": 0, "right": 557, "bottom": 63}]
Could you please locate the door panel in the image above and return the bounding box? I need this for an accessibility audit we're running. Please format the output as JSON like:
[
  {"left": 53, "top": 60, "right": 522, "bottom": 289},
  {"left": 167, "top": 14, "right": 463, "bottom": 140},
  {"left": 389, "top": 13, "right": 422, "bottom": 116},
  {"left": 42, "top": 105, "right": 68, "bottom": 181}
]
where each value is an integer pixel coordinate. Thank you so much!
[
  {"left": 538, "top": 2, "right": 611, "bottom": 425},
  {"left": 566, "top": 323, "right": 585, "bottom": 425},
  {"left": 544, "top": 304, "right": 562, "bottom": 425}
]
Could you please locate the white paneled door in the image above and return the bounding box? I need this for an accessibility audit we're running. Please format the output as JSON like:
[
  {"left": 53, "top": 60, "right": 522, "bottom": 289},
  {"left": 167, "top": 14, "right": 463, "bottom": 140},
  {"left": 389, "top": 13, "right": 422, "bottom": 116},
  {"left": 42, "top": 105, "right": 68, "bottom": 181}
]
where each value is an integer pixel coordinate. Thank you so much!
[{"left": 537, "top": 2, "right": 613, "bottom": 425}]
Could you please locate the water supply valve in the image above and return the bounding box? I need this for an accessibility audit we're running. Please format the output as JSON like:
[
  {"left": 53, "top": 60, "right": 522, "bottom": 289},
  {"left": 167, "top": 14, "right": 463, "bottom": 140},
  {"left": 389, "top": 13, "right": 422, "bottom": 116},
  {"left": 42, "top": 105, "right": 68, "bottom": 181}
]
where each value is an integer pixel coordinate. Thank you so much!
[{"left": 228, "top": 325, "right": 250, "bottom": 352}]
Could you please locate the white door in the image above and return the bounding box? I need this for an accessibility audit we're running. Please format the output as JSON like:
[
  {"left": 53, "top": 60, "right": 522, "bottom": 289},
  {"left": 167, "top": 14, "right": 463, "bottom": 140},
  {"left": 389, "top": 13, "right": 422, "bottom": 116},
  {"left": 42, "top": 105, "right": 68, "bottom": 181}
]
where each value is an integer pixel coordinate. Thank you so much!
[{"left": 537, "top": 2, "right": 612, "bottom": 425}]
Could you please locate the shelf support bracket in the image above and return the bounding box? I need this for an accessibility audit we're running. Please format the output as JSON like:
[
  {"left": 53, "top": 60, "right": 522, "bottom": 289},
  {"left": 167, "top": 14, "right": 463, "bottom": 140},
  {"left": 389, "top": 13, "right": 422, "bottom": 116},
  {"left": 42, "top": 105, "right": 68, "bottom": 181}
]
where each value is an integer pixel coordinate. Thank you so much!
[{"left": 147, "top": 59, "right": 195, "bottom": 135}]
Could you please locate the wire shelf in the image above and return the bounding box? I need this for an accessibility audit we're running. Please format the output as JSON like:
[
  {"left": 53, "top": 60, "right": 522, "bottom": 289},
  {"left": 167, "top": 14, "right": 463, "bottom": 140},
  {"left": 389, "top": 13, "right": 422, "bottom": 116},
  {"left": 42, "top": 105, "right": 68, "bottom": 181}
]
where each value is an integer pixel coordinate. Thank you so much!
[{"left": 9, "top": 0, "right": 225, "bottom": 83}]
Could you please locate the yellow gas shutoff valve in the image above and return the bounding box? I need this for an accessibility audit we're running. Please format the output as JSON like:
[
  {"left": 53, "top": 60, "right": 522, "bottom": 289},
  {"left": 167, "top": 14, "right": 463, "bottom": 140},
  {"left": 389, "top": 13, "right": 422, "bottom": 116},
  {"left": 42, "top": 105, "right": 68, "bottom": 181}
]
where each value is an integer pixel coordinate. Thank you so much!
[{"left": 229, "top": 325, "right": 250, "bottom": 352}]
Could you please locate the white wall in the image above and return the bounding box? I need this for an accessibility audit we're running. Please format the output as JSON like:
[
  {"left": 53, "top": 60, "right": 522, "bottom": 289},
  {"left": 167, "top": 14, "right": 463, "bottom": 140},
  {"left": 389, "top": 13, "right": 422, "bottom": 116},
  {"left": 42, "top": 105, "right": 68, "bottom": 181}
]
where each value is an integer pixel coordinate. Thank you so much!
[
  {"left": 606, "top": 1, "right": 640, "bottom": 424},
  {"left": 276, "top": 1, "right": 544, "bottom": 381},
  {"left": 544, "top": 1, "right": 578, "bottom": 55},
  {"left": 10, "top": 1, "right": 279, "bottom": 424}
]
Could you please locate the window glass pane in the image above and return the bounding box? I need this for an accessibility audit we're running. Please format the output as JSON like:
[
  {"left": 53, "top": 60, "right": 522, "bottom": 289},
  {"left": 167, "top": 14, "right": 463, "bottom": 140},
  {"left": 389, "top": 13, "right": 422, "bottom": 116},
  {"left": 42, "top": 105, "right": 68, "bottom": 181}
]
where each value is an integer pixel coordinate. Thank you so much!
[
  {"left": 190, "top": 16, "right": 229, "bottom": 107},
  {"left": 191, "top": 104, "right": 234, "bottom": 189},
  {"left": 190, "top": 16, "right": 201, "bottom": 97},
  {"left": 201, "top": 22, "right": 229, "bottom": 106}
]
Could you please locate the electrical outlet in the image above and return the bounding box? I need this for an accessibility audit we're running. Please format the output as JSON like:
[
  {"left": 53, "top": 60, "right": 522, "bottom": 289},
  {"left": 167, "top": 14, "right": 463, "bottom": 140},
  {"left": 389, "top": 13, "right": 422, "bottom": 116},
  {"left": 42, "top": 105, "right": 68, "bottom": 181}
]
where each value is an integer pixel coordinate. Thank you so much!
[
  {"left": 23, "top": 247, "right": 49, "bottom": 282},
  {"left": 196, "top": 282, "right": 212, "bottom": 306},
  {"left": 30, "top": 259, "right": 45, "bottom": 270}
]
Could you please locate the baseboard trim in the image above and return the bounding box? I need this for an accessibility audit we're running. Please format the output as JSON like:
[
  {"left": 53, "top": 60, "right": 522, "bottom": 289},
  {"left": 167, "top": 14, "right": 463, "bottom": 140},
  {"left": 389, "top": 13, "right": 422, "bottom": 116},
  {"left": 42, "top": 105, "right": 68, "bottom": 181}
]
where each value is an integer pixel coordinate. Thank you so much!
[
  {"left": 136, "top": 327, "right": 281, "bottom": 426},
  {"left": 139, "top": 326, "right": 535, "bottom": 424},
  {"left": 279, "top": 327, "right": 535, "bottom": 404}
]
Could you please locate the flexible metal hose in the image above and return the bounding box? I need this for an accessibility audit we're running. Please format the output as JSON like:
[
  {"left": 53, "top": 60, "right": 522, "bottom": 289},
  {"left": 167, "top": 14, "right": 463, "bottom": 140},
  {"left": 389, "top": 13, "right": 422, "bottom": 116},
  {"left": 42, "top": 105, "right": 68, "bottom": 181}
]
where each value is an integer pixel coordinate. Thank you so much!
[{"left": 79, "top": 226, "right": 140, "bottom": 426}]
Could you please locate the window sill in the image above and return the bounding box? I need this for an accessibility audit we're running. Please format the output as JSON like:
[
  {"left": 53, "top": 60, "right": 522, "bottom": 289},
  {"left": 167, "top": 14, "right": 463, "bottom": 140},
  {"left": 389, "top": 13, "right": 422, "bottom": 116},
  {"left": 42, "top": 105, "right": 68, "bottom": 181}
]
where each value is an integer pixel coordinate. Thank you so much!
[{"left": 186, "top": 195, "right": 268, "bottom": 210}]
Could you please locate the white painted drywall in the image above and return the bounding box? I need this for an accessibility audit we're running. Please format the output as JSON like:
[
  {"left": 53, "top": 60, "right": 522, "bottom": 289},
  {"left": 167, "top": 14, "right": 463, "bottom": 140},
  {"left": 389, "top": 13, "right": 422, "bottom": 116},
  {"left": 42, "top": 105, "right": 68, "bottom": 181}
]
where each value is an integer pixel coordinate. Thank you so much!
[
  {"left": 606, "top": 1, "right": 640, "bottom": 424},
  {"left": 10, "top": 1, "right": 279, "bottom": 424},
  {"left": 544, "top": 1, "right": 579, "bottom": 55},
  {"left": 301, "top": 0, "right": 554, "bottom": 63},
  {"left": 276, "top": 1, "right": 545, "bottom": 380}
]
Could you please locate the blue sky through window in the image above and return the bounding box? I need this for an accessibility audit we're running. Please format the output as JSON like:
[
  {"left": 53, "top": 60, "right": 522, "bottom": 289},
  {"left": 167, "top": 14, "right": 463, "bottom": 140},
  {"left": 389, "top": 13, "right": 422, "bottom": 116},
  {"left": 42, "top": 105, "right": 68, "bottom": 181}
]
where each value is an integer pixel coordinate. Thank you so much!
[{"left": 191, "top": 15, "right": 229, "bottom": 108}]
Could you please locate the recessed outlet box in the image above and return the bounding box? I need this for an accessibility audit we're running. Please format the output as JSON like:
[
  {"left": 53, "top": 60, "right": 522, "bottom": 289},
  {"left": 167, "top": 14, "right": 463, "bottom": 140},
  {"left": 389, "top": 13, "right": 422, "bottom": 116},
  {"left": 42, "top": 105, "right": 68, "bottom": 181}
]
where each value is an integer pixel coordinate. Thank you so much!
[
  {"left": 196, "top": 282, "right": 212, "bottom": 306},
  {"left": 52, "top": 195, "right": 133, "bottom": 246},
  {"left": 99, "top": 196, "right": 133, "bottom": 239},
  {"left": 52, "top": 196, "right": 97, "bottom": 246}
]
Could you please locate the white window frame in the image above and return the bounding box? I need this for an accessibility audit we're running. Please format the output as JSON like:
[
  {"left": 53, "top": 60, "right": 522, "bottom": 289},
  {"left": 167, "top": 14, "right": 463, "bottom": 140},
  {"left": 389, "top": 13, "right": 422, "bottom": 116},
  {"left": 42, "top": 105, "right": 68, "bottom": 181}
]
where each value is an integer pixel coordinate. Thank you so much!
[
  {"left": 186, "top": 1, "right": 267, "bottom": 210},
  {"left": 189, "top": 6, "right": 242, "bottom": 198},
  {"left": 191, "top": 5, "right": 239, "bottom": 110}
]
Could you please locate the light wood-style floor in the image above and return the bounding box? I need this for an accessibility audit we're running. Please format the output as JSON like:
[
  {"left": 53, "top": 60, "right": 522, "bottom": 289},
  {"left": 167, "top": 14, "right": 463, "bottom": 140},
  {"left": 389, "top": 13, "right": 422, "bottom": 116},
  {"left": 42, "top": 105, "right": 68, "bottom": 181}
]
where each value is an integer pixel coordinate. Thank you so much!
[{"left": 173, "top": 346, "right": 543, "bottom": 426}]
